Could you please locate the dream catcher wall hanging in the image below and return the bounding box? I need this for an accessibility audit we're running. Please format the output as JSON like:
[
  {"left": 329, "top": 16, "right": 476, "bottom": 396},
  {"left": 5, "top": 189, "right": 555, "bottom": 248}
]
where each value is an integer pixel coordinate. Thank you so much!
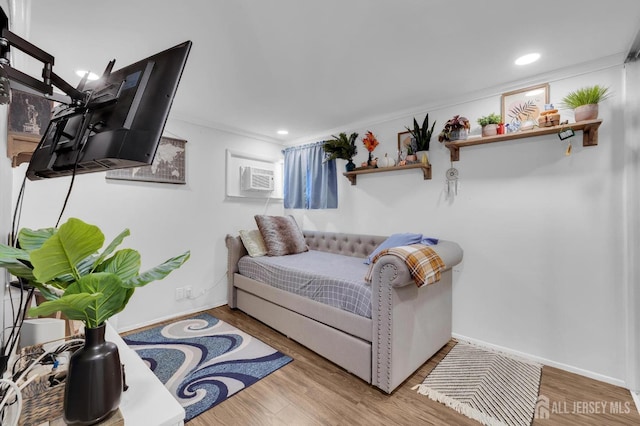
[{"left": 446, "top": 164, "right": 459, "bottom": 198}]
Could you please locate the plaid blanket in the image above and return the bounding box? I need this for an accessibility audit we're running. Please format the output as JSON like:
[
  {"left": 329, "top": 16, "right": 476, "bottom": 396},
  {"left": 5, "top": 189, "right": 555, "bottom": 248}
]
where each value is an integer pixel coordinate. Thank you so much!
[{"left": 365, "top": 244, "right": 445, "bottom": 288}]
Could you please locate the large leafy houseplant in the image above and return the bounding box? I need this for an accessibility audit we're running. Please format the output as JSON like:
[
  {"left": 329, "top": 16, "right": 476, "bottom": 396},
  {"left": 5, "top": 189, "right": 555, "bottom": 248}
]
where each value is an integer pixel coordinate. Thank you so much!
[
  {"left": 406, "top": 113, "right": 436, "bottom": 152},
  {"left": 0, "top": 218, "right": 190, "bottom": 328},
  {"left": 323, "top": 132, "right": 359, "bottom": 161}
]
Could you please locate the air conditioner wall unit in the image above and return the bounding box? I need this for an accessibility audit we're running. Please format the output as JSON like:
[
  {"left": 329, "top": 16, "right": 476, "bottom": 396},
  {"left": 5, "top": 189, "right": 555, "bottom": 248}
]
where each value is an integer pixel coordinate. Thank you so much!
[{"left": 240, "top": 166, "right": 274, "bottom": 191}]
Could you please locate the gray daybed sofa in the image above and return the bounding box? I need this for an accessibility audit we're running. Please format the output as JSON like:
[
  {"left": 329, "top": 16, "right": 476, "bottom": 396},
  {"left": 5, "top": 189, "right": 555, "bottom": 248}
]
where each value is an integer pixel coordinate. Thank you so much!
[{"left": 226, "top": 230, "right": 463, "bottom": 393}]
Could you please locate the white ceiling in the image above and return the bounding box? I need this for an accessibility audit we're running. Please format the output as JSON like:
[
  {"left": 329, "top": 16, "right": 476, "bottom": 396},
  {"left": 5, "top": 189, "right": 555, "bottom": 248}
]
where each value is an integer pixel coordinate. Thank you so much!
[{"left": 19, "top": 0, "right": 640, "bottom": 144}]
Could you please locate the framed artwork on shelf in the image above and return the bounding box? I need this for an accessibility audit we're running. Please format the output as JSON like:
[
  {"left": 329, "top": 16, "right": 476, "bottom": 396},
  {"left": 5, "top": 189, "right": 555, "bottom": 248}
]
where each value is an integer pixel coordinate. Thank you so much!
[
  {"left": 501, "top": 83, "right": 549, "bottom": 126},
  {"left": 8, "top": 89, "right": 53, "bottom": 137},
  {"left": 397, "top": 130, "right": 413, "bottom": 152},
  {"left": 105, "top": 137, "right": 187, "bottom": 184}
]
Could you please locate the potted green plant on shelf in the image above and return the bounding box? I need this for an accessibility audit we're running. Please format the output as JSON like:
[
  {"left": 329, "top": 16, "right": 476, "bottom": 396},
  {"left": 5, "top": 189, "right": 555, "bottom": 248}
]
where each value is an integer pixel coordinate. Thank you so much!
[
  {"left": 405, "top": 114, "right": 436, "bottom": 161},
  {"left": 404, "top": 143, "right": 417, "bottom": 162},
  {"left": 477, "top": 113, "right": 502, "bottom": 137},
  {"left": 559, "top": 84, "right": 611, "bottom": 122},
  {"left": 323, "top": 132, "right": 359, "bottom": 171},
  {"left": 0, "top": 217, "right": 190, "bottom": 425},
  {"left": 438, "top": 115, "right": 471, "bottom": 142},
  {"left": 406, "top": 113, "right": 436, "bottom": 153}
]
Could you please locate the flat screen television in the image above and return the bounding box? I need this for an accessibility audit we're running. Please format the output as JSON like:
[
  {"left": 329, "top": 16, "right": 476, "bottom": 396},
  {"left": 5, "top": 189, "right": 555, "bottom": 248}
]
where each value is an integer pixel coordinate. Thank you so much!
[{"left": 26, "top": 40, "right": 192, "bottom": 180}]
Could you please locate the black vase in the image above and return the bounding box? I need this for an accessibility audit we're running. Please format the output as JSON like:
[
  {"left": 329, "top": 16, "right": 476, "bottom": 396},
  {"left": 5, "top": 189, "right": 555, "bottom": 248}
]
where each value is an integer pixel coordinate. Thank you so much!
[
  {"left": 63, "top": 323, "right": 123, "bottom": 425},
  {"left": 345, "top": 159, "right": 356, "bottom": 172}
]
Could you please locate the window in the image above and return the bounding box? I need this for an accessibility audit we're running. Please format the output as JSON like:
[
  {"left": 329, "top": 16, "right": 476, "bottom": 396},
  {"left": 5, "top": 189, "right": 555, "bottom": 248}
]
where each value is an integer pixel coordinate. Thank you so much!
[{"left": 283, "top": 142, "right": 337, "bottom": 209}]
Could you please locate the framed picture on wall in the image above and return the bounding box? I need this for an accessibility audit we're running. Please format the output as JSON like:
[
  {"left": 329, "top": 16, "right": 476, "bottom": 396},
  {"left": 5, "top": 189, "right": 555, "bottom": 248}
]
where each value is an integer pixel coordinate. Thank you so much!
[
  {"left": 105, "top": 137, "right": 187, "bottom": 184},
  {"left": 8, "top": 90, "right": 53, "bottom": 137},
  {"left": 501, "top": 83, "right": 549, "bottom": 125}
]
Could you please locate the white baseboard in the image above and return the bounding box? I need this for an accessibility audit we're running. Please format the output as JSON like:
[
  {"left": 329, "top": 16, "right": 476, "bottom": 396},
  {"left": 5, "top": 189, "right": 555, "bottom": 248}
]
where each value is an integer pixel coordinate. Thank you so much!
[
  {"left": 452, "top": 333, "right": 625, "bottom": 388},
  {"left": 117, "top": 300, "right": 226, "bottom": 333},
  {"left": 632, "top": 391, "right": 640, "bottom": 415}
]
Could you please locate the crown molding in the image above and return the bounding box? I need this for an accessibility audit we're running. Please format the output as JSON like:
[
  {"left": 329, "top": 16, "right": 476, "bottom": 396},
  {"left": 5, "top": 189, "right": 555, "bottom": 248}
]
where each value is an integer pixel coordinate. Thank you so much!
[
  {"left": 168, "top": 113, "right": 286, "bottom": 147},
  {"left": 288, "top": 53, "right": 626, "bottom": 146},
  {"left": 173, "top": 53, "right": 626, "bottom": 148}
]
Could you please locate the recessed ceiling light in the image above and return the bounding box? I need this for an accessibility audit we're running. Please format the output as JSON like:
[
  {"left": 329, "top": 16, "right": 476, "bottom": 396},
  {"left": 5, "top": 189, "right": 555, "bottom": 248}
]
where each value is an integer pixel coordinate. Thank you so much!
[
  {"left": 514, "top": 53, "right": 540, "bottom": 66},
  {"left": 75, "top": 70, "right": 99, "bottom": 80},
  {"left": 277, "top": 130, "right": 289, "bottom": 135}
]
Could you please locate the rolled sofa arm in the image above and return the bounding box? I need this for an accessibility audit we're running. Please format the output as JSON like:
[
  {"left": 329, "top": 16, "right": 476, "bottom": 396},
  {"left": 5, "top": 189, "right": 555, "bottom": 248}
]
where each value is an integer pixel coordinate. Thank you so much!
[
  {"left": 370, "top": 239, "right": 462, "bottom": 393},
  {"left": 430, "top": 240, "right": 464, "bottom": 270},
  {"left": 370, "top": 240, "right": 463, "bottom": 289},
  {"left": 369, "top": 255, "right": 413, "bottom": 288},
  {"left": 225, "top": 234, "right": 248, "bottom": 308}
]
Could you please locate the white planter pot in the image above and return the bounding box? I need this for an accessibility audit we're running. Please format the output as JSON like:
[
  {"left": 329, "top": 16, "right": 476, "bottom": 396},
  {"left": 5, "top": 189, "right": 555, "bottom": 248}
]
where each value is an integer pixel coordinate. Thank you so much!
[
  {"left": 481, "top": 124, "right": 498, "bottom": 137},
  {"left": 449, "top": 129, "right": 469, "bottom": 141},
  {"left": 574, "top": 104, "right": 599, "bottom": 122},
  {"left": 415, "top": 151, "right": 429, "bottom": 164}
]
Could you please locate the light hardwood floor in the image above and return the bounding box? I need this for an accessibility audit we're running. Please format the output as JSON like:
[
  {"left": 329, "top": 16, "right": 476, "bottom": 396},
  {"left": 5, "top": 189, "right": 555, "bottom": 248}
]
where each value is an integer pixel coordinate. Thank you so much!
[{"left": 162, "top": 306, "right": 640, "bottom": 425}]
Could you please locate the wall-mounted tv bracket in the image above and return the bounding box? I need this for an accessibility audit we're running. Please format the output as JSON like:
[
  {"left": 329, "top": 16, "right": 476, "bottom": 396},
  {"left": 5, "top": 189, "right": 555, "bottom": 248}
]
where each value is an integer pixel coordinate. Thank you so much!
[{"left": 0, "top": 6, "right": 87, "bottom": 105}]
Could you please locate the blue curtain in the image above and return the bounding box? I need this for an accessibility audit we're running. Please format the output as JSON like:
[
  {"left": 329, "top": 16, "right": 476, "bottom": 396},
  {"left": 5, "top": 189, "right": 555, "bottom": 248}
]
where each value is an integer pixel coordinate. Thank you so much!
[{"left": 283, "top": 141, "right": 337, "bottom": 209}]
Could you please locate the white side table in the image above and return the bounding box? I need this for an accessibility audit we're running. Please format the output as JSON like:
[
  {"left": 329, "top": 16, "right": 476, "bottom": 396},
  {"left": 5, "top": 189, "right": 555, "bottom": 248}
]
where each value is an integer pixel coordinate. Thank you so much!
[
  {"left": 106, "top": 323, "right": 185, "bottom": 426},
  {"left": 26, "top": 323, "right": 184, "bottom": 426}
]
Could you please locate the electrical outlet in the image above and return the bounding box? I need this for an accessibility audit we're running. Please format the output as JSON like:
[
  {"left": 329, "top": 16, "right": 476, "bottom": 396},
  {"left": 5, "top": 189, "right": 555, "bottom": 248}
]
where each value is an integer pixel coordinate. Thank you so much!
[
  {"left": 185, "top": 286, "right": 193, "bottom": 299},
  {"left": 175, "top": 287, "right": 184, "bottom": 300}
]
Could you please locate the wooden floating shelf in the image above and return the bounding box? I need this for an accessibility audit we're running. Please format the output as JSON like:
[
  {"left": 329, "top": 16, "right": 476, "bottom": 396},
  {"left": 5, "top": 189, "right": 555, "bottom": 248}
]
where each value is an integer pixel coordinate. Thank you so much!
[
  {"left": 444, "top": 119, "right": 603, "bottom": 161},
  {"left": 7, "top": 132, "right": 41, "bottom": 167},
  {"left": 343, "top": 163, "right": 431, "bottom": 185}
]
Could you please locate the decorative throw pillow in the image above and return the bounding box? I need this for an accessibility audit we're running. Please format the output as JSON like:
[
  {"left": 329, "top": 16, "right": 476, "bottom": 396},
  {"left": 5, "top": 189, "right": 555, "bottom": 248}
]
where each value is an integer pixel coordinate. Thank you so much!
[
  {"left": 239, "top": 229, "right": 268, "bottom": 257},
  {"left": 365, "top": 233, "right": 424, "bottom": 264},
  {"left": 254, "top": 215, "right": 308, "bottom": 256}
]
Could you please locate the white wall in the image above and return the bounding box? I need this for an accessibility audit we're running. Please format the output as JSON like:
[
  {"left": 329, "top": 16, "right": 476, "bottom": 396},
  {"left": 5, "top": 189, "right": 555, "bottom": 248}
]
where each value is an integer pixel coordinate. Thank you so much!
[
  {"left": 289, "top": 66, "right": 629, "bottom": 386},
  {"left": 1, "top": 104, "right": 10, "bottom": 339},
  {"left": 11, "top": 119, "right": 284, "bottom": 331},
  {"left": 1, "top": 0, "right": 28, "bottom": 349},
  {"left": 624, "top": 58, "right": 640, "bottom": 393}
]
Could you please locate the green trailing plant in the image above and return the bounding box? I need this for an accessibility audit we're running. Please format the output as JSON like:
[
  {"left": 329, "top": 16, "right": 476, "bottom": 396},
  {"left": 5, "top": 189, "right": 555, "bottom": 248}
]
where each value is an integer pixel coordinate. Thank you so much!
[
  {"left": 477, "top": 113, "right": 502, "bottom": 127},
  {"left": 559, "top": 85, "right": 611, "bottom": 109},
  {"left": 0, "top": 218, "right": 190, "bottom": 328},
  {"left": 323, "top": 132, "right": 358, "bottom": 161},
  {"left": 406, "top": 113, "right": 436, "bottom": 151}
]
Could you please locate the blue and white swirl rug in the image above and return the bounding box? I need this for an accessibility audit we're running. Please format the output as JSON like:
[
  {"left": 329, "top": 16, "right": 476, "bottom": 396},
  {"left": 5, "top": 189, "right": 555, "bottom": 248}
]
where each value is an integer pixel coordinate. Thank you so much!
[{"left": 123, "top": 313, "right": 292, "bottom": 421}]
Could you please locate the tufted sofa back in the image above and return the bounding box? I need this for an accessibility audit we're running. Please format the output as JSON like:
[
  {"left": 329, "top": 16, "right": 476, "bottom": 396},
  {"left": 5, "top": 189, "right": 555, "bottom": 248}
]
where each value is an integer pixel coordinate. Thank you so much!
[{"left": 303, "top": 230, "right": 386, "bottom": 259}]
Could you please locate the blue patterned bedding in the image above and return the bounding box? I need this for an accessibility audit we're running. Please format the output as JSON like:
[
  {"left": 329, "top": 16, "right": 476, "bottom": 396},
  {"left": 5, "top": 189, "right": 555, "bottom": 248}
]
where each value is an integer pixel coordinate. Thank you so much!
[{"left": 237, "top": 250, "right": 372, "bottom": 318}]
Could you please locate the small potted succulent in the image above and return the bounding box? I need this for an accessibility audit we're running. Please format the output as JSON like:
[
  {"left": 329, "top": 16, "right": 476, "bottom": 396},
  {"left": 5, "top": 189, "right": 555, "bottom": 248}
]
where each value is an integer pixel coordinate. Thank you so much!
[
  {"left": 438, "top": 115, "right": 471, "bottom": 142},
  {"left": 323, "top": 132, "right": 358, "bottom": 171},
  {"left": 477, "top": 113, "right": 502, "bottom": 137},
  {"left": 559, "top": 85, "right": 611, "bottom": 122}
]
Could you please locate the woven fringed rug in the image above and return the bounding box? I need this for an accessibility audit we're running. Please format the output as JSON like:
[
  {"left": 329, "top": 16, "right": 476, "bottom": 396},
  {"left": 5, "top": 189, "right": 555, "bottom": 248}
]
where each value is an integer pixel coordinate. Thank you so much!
[
  {"left": 413, "top": 342, "right": 541, "bottom": 426},
  {"left": 123, "top": 313, "right": 292, "bottom": 422}
]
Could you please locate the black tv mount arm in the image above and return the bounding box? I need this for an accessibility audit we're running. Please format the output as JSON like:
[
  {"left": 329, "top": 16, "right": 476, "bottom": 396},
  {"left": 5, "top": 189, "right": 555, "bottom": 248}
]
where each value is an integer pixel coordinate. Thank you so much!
[{"left": 0, "top": 8, "right": 88, "bottom": 105}]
